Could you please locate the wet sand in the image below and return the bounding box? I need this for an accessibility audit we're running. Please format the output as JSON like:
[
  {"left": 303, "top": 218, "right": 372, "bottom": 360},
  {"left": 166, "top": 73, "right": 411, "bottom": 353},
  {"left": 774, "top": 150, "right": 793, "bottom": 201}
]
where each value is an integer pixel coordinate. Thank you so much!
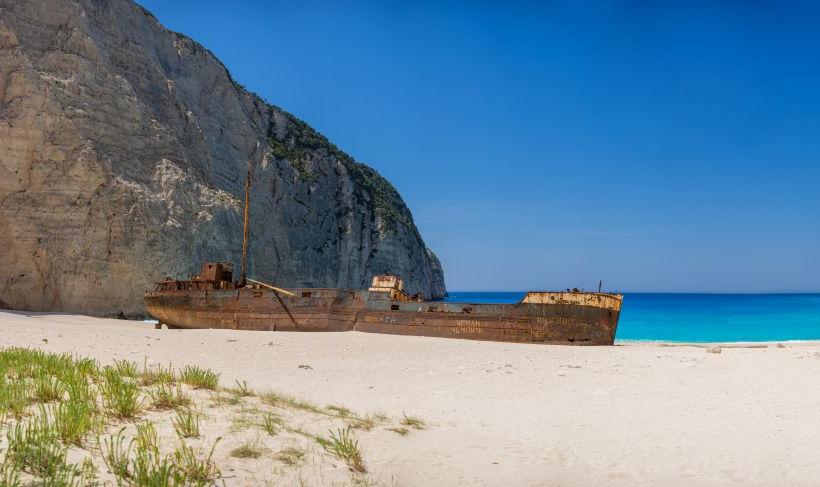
[{"left": 2, "top": 309, "right": 820, "bottom": 486}]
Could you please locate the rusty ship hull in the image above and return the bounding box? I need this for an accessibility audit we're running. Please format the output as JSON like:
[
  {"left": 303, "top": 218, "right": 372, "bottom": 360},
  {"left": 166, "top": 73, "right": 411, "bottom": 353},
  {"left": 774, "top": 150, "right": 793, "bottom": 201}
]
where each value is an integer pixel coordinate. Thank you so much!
[{"left": 144, "top": 268, "right": 622, "bottom": 345}]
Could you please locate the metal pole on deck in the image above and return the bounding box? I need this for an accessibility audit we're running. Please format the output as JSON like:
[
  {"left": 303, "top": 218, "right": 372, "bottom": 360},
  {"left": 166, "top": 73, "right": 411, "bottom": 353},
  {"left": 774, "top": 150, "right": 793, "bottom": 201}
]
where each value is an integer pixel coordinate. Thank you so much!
[{"left": 239, "top": 146, "right": 256, "bottom": 287}]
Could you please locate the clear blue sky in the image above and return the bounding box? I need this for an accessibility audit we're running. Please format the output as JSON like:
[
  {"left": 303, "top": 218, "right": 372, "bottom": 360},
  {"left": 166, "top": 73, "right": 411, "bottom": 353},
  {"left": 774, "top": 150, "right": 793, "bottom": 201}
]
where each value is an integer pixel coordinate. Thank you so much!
[{"left": 137, "top": 0, "right": 819, "bottom": 293}]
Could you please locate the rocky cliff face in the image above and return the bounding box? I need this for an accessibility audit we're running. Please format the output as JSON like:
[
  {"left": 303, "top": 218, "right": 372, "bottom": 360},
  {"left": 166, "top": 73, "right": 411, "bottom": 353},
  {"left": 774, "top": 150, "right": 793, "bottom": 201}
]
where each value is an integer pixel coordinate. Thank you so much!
[{"left": 0, "top": 0, "right": 446, "bottom": 317}]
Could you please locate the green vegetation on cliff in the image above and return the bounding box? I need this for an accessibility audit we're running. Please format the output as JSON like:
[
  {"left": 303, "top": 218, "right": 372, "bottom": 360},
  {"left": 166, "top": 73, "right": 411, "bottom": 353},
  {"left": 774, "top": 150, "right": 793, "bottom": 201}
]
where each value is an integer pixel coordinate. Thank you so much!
[{"left": 265, "top": 111, "right": 415, "bottom": 233}]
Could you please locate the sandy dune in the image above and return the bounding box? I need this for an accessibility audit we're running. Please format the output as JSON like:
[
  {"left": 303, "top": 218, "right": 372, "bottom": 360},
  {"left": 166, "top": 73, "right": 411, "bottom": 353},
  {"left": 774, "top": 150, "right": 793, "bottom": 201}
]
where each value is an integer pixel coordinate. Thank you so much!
[{"left": 2, "top": 309, "right": 820, "bottom": 486}]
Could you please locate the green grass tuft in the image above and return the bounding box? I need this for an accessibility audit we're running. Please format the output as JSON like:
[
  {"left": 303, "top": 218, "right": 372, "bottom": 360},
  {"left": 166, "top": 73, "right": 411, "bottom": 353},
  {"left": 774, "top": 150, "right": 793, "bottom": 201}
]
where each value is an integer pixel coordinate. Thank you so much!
[
  {"left": 388, "top": 427, "right": 410, "bottom": 437},
  {"left": 316, "top": 426, "right": 366, "bottom": 473},
  {"left": 230, "top": 438, "right": 264, "bottom": 459},
  {"left": 227, "top": 380, "right": 254, "bottom": 397},
  {"left": 140, "top": 361, "right": 176, "bottom": 386},
  {"left": 172, "top": 408, "right": 201, "bottom": 438},
  {"left": 31, "top": 369, "right": 66, "bottom": 403},
  {"left": 148, "top": 382, "right": 191, "bottom": 410},
  {"left": 260, "top": 391, "right": 324, "bottom": 415},
  {"left": 5, "top": 412, "right": 75, "bottom": 479},
  {"left": 171, "top": 439, "right": 221, "bottom": 484},
  {"left": 179, "top": 365, "right": 220, "bottom": 390},
  {"left": 400, "top": 413, "right": 426, "bottom": 430},
  {"left": 53, "top": 400, "right": 99, "bottom": 447},
  {"left": 99, "top": 427, "right": 133, "bottom": 482},
  {"left": 100, "top": 369, "right": 143, "bottom": 419},
  {"left": 259, "top": 412, "right": 282, "bottom": 436}
]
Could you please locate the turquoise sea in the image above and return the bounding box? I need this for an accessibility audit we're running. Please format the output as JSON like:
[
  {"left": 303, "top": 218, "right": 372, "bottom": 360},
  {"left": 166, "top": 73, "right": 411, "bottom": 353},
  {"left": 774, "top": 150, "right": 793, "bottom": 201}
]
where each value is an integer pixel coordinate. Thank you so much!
[{"left": 444, "top": 292, "right": 820, "bottom": 343}]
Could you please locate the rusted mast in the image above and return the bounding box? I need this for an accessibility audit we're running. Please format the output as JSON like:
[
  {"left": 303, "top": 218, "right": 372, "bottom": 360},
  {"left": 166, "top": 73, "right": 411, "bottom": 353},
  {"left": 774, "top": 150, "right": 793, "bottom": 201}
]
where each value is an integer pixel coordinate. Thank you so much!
[{"left": 239, "top": 154, "right": 254, "bottom": 287}]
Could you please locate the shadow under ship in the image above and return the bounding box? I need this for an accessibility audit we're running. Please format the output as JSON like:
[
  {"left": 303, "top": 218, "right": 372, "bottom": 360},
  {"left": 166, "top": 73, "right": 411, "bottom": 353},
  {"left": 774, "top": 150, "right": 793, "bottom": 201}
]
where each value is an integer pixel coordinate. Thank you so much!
[{"left": 144, "top": 156, "right": 622, "bottom": 345}]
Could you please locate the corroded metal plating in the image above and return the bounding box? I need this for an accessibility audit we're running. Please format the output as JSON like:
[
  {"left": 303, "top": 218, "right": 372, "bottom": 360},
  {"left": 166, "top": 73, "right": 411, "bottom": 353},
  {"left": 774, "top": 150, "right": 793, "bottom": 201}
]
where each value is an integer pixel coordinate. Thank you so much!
[{"left": 145, "top": 263, "right": 622, "bottom": 345}]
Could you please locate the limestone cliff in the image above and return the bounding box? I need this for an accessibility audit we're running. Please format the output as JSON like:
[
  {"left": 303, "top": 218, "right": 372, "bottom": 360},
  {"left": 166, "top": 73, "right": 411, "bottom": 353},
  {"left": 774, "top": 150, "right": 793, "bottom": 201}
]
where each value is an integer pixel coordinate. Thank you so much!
[{"left": 0, "top": 0, "right": 446, "bottom": 317}]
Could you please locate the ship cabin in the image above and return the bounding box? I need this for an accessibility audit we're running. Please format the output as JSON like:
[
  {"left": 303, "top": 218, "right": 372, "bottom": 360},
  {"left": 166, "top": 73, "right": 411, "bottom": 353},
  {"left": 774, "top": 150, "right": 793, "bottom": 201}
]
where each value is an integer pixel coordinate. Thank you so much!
[
  {"left": 154, "top": 262, "right": 238, "bottom": 291},
  {"left": 367, "top": 275, "right": 421, "bottom": 302}
]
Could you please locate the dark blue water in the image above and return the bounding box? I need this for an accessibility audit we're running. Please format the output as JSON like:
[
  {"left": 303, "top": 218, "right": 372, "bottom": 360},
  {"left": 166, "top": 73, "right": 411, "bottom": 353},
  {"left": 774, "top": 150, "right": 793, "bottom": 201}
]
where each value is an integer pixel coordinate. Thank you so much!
[{"left": 444, "top": 292, "right": 820, "bottom": 342}]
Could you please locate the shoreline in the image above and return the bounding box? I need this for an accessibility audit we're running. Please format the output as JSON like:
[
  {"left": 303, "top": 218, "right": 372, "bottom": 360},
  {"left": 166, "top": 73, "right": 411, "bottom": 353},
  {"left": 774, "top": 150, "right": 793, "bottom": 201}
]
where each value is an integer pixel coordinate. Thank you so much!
[
  {"left": 4, "top": 309, "right": 820, "bottom": 485},
  {"left": 9, "top": 308, "right": 820, "bottom": 348}
]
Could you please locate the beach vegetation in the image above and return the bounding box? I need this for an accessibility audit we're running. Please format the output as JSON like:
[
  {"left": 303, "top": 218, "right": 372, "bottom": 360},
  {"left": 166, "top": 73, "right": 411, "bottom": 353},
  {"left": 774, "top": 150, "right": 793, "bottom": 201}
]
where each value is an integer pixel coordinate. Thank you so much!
[
  {"left": 0, "top": 347, "right": 407, "bottom": 484},
  {"left": 228, "top": 380, "right": 254, "bottom": 397},
  {"left": 172, "top": 408, "right": 201, "bottom": 438},
  {"left": 260, "top": 391, "right": 323, "bottom": 415},
  {"left": 259, "top": 412, "right": 282, "bottom": 436},
  {"left": 400, "top": 413, "right": 426, "bottom": 430},
  {"left": 316, "top": 426, "right": 366, "bottom": 473},
  {"left": 348, "top": 414, "right": 387, "bottom": 432},
  {"left": 179, "top": 365, "right": 220, "bottom": 390},
  {"left": 112, "top": 359, "right": 139, "bottom": 379},
  {"left": 135, "top": 421, "right": 159, "bottom": 453},
  {"left": 171, "top": 439, "right": 221, "bottom": 484},
  {"left": 31, "top": 368, "right": 66, "bottom": 403},
  {"left": 140, "top": 361, "right": 176, "bottom": 386},
  {"left": 230, "top": 438, "right": 264, "bottom": 459},
  {"left": 1, "top": 380, "right": 31, "bottom": 417},
  {"left": 388, "top": 427, "right": 410, "bottom": 437},
  {"left": 53, "top": 400, "right": 99, "bottom": 446},
  {"left": 99, "top": 427, "right": 132, "bottom": 482},
  {"left": 99, "top": 369, "right": 143, "bottom": 419},
  {"left": 148, "top": 382, "right": 191, "bottom": 410},
  {"left": 209, "top": 391, "right": 243, "bottom": 407},
  {"left": 326, "top": 404, "right": 353, "bottom": 418},
  {"left": 5, "top": 412, "right": 75, "bottom": 480},
  {"left": 275, "top": 446, "right": 306, "bottom": 466},
  {"left": 132, "top": 445, "right": 179, "bottom": 487}
]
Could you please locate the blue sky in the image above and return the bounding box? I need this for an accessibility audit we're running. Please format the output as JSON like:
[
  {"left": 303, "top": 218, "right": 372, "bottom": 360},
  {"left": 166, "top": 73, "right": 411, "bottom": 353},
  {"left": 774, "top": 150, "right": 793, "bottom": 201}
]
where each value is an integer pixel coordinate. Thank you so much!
[{"left": 137, "top": 1, "right": 819, "bottom": 293}]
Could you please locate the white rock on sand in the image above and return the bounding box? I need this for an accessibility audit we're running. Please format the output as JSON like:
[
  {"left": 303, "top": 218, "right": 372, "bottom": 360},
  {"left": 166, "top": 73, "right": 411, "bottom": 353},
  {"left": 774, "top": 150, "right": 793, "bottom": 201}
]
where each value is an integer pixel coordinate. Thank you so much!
[{"left": 2, "top": 310, "right": 820, "bottom": 486}]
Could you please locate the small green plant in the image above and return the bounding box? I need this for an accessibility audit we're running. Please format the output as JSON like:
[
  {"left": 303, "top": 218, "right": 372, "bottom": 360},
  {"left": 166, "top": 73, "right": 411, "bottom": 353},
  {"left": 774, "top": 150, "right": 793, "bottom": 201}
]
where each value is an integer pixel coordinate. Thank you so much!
[
  {"left": 171, "top": 439, "right": 221, "bottom": 484},
  {"left": 0, "top": 454, "right": 22, "bottom": 487},
  {"left": 5, "top": 414, "right": 63, "bottom": 477},
  {"left": 31, "top": 369, "right": 66, "bottom": 403},
  {"left": 230, "top": 438, "right": 264, "bottom": 459},
  {"left": 180, "top": 366, "right": 220, "bottom": 390},
  {"left": 388, "top": 427, "right": 410, "bottom": 437},
  {"left": 400, "top": 413, "right": 426, "bottom": 430},
  {"left": 149, "top": 382, "right": 191, "bottom": 410},
  {"left": 261, "top": 391, "right": 323, "bottom": 415},
  {"left": 259, "top": 412, "right": 281, "bottom": 436},
  {"left": 99, "top": 427, "right": 132, "bottom": 482},
  {"left": 132, "top": 446, "right": 181, "bottom": 487},
  {"left": 100, "top": 370, "right": 143, "bottom": 419},
  {"left": 140, "top": 361, "right": 176, "bottom": 386},
  {"left": 135, "top": 421, "right": 159, "bottom": 453},
  {"left": 316, "top": 427, "right": 366, "bottom": 473},
  {"left": 53, "top": 400, "right": 98, "bottom": 446},
  {"left": 172, "top": 408, "right": 201, "bottom": 438},
  {"left": 1, "top": 380, "right": 31, "bottom": 417},
  {"left": 74, "top": 357, "right": 99, "bottom": 379},
  {"left": 209, "top": 392, "right": 242, "bottom": 407},
  {"left": 326, "top": 405, "right": 352, "bottom": 418},
  {"left": 228, "top": 380, "right": 253, "bottom": 397},
  {"left": 113, "top": 359, "right": 139, "bottom": 378},
  {"left": 63, "top": 371, "right": 95, "bottom": 404},
  {"left": 275, "top": 446, "right": 306, "bottom": 466},
  {"left": 348, "top": 412, "right": 389, "bottom": 432}
]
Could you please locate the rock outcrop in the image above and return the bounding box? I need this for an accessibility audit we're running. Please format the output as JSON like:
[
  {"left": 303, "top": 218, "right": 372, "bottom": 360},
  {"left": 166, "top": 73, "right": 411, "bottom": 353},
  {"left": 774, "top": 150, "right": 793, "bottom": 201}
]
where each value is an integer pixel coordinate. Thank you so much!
[{"left": 0, "top": 0, "right": 446, "bottom": 317}]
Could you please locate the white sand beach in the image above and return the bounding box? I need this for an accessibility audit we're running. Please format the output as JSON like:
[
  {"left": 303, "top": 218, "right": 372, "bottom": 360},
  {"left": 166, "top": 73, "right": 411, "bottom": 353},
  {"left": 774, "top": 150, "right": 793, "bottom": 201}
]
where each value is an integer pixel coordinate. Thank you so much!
[{"left": 2, "top": 309, "right": 820, "bottom": 486}]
